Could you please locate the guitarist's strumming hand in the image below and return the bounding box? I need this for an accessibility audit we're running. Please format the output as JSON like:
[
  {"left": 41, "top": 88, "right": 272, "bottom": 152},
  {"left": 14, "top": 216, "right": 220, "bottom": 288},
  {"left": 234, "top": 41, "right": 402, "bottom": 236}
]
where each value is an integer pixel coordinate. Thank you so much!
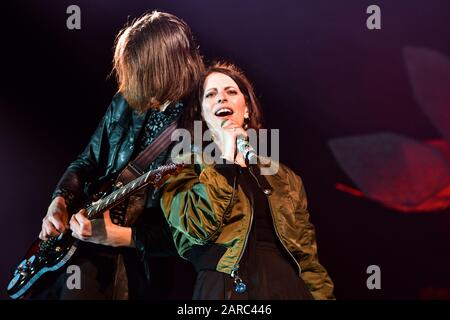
[
  {"left": 69, "top": 210, "right": 134, "bottom": 248},
  {"left": 39, "top": 196, "right": 69, "bottom": 240}
]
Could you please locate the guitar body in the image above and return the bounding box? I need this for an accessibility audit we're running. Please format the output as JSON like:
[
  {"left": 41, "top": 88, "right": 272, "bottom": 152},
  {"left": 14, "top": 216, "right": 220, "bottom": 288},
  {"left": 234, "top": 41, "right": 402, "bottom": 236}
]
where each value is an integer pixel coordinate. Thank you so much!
[
  {"left": 6, "top": 163, "right": 183, "bottom": 299},
  {"left": 7, "top": 233, "right": 79, "bottom": 299}
]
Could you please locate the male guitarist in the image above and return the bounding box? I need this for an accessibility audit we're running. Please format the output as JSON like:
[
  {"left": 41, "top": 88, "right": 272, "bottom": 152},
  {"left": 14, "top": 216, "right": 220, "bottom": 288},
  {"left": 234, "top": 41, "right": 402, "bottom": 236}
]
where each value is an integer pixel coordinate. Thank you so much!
[{"left": 34, "top": 11, "right": 204, "bottom": 299}]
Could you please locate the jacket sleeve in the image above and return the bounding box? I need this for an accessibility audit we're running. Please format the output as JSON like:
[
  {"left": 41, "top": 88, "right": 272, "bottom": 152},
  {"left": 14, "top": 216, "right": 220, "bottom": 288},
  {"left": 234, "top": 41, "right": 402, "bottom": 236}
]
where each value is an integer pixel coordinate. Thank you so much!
[
  {"left": 159, "top": 164, "right": 235, "bottom": 245},
  {"left": 51, "top": 95, "right": 121, "bottom": 208},
  {"left": 291, "top": 172, "right": 335, "bottom": 300}
]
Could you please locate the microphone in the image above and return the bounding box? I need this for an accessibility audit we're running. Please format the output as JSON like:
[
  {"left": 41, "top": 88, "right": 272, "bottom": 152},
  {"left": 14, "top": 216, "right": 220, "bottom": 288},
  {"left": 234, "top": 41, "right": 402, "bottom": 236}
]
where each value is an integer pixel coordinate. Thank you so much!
[{"left": 236, "top": 135, "right": 258, "bottom": 164}]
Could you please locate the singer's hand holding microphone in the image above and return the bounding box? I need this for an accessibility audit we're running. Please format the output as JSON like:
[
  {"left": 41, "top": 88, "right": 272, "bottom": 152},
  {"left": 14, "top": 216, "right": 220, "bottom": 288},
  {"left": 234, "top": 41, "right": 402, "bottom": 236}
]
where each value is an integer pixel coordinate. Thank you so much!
[{"left": 212, "top": 119, "right": 256, "bottom": 166}]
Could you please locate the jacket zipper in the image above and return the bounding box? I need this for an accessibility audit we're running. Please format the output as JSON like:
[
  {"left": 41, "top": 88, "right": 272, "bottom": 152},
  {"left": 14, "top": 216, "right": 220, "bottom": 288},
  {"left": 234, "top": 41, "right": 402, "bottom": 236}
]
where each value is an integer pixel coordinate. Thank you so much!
[
  {"left": 266, "top": 199, "right": 302, "bottom": 277},
  {"left": 247, "top": 167, "right": 302, "bottom": 277},
  {"left": 229, "top": 167, "right": 254, "bottom": 292},
  {"left": 230, "top": 179, "right": 254, "bottom": 293},
  {"left": 232, "top": 189, "right": 254, "bottom": 272}
]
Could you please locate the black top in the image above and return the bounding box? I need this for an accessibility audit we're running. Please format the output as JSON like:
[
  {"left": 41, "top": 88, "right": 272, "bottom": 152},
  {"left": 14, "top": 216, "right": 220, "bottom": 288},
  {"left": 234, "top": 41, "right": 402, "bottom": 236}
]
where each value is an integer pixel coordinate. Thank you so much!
[{"left": 237, "top": 166, "right": 278, "bottom": 243}]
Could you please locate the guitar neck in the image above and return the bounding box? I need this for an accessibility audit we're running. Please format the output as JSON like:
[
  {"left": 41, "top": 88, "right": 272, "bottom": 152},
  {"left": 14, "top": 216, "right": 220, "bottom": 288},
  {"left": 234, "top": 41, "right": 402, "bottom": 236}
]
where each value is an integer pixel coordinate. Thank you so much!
[{"left": 85, "top": 163, "right": 180, "bottom": 220}]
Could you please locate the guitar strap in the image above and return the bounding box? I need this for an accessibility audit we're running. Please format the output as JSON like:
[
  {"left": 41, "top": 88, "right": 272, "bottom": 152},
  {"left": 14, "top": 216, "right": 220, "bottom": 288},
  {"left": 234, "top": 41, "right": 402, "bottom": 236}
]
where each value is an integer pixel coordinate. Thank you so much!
[
  {"left": 116, "top": 120, "right": 178, "bottom": 186},
  {"left": 114, "top": 119, "right": 178, "bottom": 226},
  {"left": 112, "top": 119, "right": 178, "bottom": 300}
]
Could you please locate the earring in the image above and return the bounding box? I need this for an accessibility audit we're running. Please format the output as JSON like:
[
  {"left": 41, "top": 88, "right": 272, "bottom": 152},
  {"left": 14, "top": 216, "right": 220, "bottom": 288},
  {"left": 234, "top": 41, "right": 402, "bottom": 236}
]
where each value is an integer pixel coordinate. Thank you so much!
[{"left": 244, "top": 115, "right": 250, "bottom": 130}]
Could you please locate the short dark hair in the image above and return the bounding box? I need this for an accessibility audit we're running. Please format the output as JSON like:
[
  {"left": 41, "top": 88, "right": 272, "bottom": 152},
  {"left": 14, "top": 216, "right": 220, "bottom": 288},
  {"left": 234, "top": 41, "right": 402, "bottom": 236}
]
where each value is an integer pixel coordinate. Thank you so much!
[{"left": 113, "top": 11, "right": 204, "bottom": 112}]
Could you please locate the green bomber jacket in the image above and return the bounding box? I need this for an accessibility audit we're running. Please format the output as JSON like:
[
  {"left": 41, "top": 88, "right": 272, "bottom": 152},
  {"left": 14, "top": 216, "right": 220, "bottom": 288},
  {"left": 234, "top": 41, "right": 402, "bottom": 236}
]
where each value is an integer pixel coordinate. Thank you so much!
[{"left": 160, "top": 157, "right": 335, "bottom": 300}]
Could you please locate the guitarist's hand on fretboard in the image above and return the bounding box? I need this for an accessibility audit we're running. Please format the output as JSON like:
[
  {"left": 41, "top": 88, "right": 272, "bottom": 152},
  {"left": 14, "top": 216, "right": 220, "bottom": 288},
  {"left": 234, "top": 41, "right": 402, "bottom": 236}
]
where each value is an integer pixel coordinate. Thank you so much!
[{"left": 70, "top": 209, "right": 134, "bottom": 247}]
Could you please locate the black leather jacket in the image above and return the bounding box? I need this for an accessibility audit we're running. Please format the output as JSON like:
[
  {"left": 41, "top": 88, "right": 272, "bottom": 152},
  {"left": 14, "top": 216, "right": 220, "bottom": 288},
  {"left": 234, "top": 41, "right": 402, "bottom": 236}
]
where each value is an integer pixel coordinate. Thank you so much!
[
  {"left": 52, "top": 94, "right": 179, "bottom": 295},
  {"left": 54, "top": 93, "right": 149, "bottom": 201}
]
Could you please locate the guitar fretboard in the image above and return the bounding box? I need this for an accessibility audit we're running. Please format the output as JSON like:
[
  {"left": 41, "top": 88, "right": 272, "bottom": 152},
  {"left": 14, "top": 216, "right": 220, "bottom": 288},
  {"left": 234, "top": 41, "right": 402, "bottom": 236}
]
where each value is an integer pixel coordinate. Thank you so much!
[{"left": 85, "top": 163, "right": 178, "bottom": 219}]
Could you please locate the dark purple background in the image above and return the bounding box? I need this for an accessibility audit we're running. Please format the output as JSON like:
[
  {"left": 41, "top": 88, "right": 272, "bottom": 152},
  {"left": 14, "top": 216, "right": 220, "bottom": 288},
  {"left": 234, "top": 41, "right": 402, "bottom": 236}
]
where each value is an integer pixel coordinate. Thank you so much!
[{"left": 1, "top": 0, "right": 450, "bottom": 299}]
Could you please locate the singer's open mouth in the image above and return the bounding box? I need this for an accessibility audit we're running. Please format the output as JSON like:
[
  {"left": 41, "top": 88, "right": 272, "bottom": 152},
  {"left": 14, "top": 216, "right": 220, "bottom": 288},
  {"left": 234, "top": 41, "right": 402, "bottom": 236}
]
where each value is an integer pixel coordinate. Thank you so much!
[{"left": 214, "top": 107, "right": 234, "bottom": 117}]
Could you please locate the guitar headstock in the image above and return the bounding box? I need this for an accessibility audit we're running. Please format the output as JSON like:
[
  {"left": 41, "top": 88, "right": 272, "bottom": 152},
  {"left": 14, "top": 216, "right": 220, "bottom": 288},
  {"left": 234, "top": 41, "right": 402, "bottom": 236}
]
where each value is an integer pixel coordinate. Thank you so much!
[{"left": 148, "top": 163, "right": 185, "bottom": 188}]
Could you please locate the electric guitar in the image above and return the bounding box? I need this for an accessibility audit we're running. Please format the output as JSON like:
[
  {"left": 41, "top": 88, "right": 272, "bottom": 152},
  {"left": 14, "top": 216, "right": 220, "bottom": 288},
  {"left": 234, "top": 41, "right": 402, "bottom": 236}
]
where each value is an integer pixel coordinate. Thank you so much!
[{"left": 6, "top": 163, "right": 184, "bottom": 299}]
